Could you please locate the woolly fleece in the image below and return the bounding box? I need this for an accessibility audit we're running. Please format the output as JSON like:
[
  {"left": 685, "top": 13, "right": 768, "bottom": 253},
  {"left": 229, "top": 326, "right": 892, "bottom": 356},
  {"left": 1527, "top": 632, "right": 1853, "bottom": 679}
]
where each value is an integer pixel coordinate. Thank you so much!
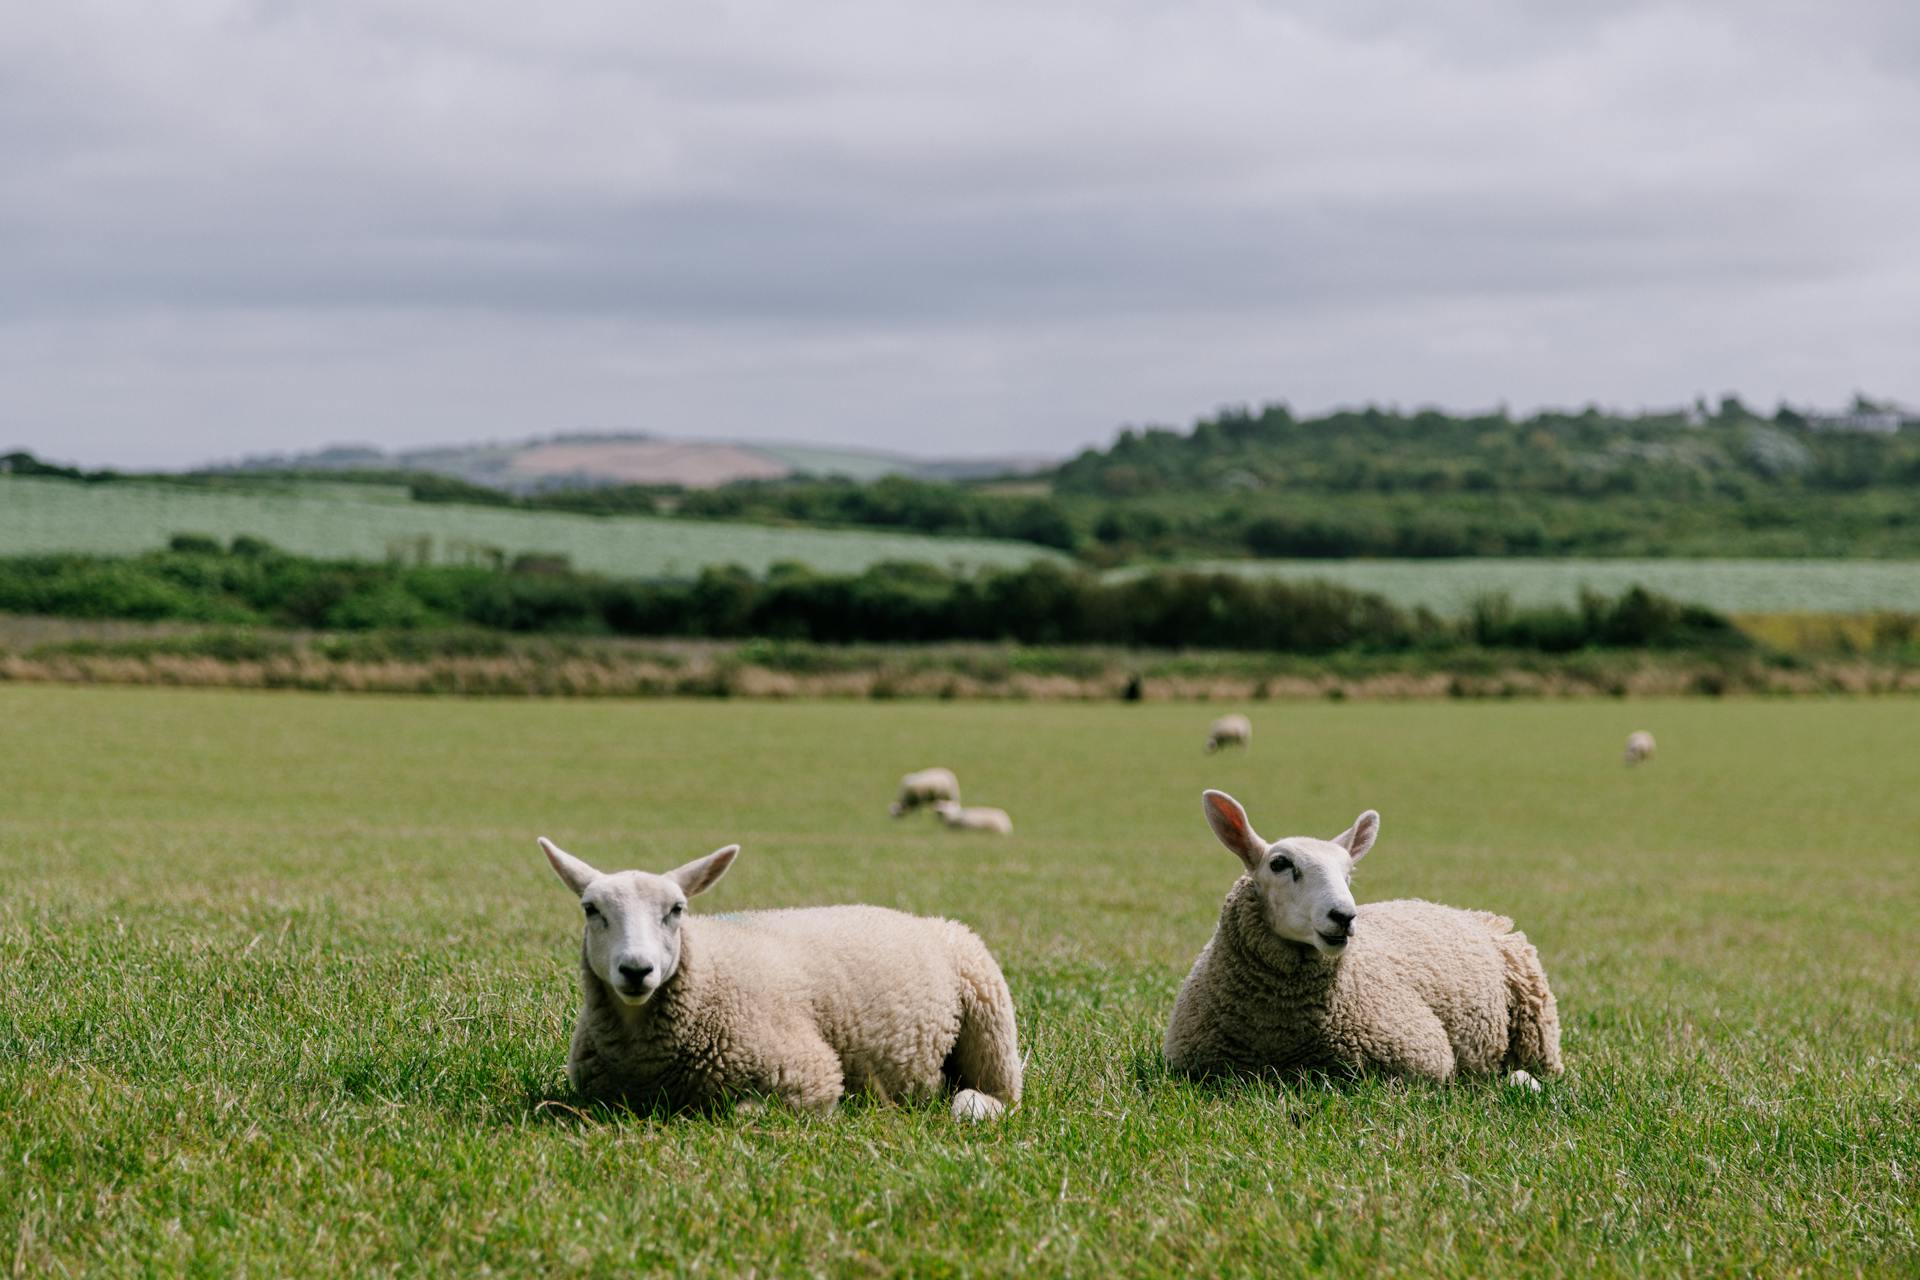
[
  {"left": 891, "top": 767, "right": 961, "bottom": 817},
  {"left": 1164, "top": 881, "right": 1563, "bottom": 1083},
  {"left": 566, "top": 905, "right": 1023, "bottom": 1114}
]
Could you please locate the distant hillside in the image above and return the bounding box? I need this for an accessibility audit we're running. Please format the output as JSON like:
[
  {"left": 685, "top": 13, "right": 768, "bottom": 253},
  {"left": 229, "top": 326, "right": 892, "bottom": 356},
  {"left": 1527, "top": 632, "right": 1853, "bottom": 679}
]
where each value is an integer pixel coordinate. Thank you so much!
[
  {"left": 1053, "top": 397, "right": 1919, "bottom": 498},
  {"left": 215, "top": 433, "right": 1052, "bottom": 493},
  {"left": 0, "top": 475, "right": 1061, "bottom": 577}
]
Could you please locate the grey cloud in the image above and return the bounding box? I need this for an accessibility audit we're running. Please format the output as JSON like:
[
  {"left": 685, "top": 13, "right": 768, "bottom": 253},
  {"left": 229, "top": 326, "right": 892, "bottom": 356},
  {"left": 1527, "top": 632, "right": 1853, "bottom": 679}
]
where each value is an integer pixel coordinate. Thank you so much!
[{"left": 1, "top": 0, "right": 1915, "bottom": 467}]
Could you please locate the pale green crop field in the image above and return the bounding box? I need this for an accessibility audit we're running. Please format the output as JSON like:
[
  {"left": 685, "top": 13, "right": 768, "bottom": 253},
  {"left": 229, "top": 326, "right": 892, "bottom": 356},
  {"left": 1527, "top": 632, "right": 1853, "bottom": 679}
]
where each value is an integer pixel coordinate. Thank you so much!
[
  {"left": 1152, "top": 558, "right": 1920, "bottom": 616},
  {"left": 1, "top": 689, "right": 1914, "bottom": 1276},
  {"left": 0, "top": 477, "right": 1055, "bottom": 575}
]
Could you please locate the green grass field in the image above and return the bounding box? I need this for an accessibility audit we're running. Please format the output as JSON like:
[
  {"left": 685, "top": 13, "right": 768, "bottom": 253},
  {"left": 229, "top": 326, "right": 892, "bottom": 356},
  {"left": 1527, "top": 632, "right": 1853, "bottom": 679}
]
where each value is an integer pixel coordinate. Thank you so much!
[
  {"left": 0, "top": 477, "right": 1056, "bottom": 576},
  {"left": 1149, "top": 558, "right": 1920, "bottom": 617},
  {"left": 2, "top": 689, "right": 1914, "bottom": 1275}
]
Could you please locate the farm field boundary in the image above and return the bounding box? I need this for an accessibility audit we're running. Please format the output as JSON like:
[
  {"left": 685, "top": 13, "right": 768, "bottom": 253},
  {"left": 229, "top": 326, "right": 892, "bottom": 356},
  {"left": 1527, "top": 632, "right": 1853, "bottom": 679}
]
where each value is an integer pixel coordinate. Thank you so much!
[
  {"left": 4, "top": 616, "right": 1914, "bottom": 701},
  {"left": 0, "top": 476, "right": 1058, "bottom": 576},
  {"left": 1133, "top": 557, "right": 1920, "bottom": 617}
]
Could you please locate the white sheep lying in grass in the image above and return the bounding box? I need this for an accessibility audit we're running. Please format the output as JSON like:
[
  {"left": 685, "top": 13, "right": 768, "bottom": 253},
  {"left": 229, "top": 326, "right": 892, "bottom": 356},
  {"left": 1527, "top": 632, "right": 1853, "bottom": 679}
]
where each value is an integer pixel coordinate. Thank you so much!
[
  {"left": 1624, "top": 730, "right": 1657, "bottom": 766},
  {"left": 890, "top": 767, "right": 960, "bottom": 818},
  {"left": 933, "top": 800, "right": 1013, "bottom": 835},
  {"left": 1164, "top": 791, "right": 1562, "bottom": 1087},
  {"left": 1205, "top": 714, "right": 1252, "bottom": 754},
  {"left": 540, "top": 837, "right": 1022, "bottom": 1120}
]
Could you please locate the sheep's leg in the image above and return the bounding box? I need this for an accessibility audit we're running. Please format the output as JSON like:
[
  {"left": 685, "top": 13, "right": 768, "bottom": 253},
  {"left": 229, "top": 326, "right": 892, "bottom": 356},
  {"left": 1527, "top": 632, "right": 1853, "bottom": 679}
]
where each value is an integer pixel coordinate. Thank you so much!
[
  {"left": 1495, "top": 931, "right": 1564, "bottom": 1079},
  {"left": 946, "top": 956, "right": 1023, "bottom": 1121},
  {"left": 951, "top": 1090, "right": 1004, "bottom": 1122},
  {"left": 1363, "top": 1006, "right": 1457, "bottom": 1083},
  {"left": 765, "top": 1034, "right": 845, "bottom": 1114}
]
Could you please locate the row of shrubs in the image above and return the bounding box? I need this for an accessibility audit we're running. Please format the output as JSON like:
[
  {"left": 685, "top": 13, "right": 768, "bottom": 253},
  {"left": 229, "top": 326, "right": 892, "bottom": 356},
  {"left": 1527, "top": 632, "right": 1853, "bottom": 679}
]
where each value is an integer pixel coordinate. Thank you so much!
[
  {"left": 675, "top": 475, "right": 1079, "bottom": 549},
  {"left": 0, "top": 536, "right": 1750, "bottom": 655}
]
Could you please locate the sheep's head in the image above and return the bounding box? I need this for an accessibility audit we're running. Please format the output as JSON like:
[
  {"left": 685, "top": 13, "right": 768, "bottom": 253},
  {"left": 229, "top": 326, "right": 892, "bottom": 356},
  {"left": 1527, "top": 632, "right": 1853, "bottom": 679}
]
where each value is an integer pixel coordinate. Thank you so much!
[
  {"left": 1201, "top": 790, "right": 1378, "bottom": 955},
  {"left": 539, "top": 837, "right": 737, "bottom": 1006}
]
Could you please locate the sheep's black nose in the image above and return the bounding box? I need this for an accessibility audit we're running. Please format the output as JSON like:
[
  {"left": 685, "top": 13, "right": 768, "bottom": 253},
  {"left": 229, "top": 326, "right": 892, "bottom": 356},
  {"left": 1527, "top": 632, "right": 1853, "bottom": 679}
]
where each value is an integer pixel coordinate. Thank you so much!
[
  {"left": 1326, "top": 909, "right": 1355, "bottom": 935},
  {"left": 617, "top": 961, "right": 654, "bottom": 986}
]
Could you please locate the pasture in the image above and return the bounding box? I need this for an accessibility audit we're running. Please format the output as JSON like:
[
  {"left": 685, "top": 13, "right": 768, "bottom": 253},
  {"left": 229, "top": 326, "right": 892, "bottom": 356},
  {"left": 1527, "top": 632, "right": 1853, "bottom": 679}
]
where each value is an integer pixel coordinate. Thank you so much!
[
  {"left": 0, "top": 477, "right": 1055, "bottom": 576},
  {"left": 2, "top": 688, "right": 1914, "bottom": 1275}
]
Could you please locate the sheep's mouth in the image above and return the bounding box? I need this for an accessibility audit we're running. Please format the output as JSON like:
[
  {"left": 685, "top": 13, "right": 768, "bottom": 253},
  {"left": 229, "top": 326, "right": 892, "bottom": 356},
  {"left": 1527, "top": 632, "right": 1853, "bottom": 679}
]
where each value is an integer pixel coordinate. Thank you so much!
[
  {"left": 1316, "top": 931, "right": 1350, "bottom": 948},
  {"left": 613, "top": 984, "right": 655, "bottom": 1005}
]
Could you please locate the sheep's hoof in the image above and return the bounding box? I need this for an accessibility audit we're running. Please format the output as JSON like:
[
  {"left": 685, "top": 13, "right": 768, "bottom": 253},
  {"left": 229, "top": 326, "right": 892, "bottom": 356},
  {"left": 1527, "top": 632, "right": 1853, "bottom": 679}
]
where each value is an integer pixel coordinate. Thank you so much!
[
  {"left": 951, "top": 1089, "right": 1005, "bottom": 1122},
  {"left": 1505, "top": 1070, "right": 1542, "bottom": 1093}
]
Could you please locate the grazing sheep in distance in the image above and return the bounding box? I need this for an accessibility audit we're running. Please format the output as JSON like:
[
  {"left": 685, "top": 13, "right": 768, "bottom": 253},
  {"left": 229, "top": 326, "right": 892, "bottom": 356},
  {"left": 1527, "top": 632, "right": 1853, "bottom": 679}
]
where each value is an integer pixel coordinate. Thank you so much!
[
  {"left": 890, "top": 767, "right": 960, "bottom": 818},
  {"left": 1624, "top": 731, "right": 1657, "bottom": 766},
  {"left": 541, "top": 837, "right": 1022, "bottom": 1120},
  {"left": 1205, "top": 714, "right": 1252, "bottom": 754},
  {"left": 1164, "top": 790, "right": 1562, "bottom": 1087},
  {"left": 934, "top": 800, "right": 1013, "bottom": 836}
]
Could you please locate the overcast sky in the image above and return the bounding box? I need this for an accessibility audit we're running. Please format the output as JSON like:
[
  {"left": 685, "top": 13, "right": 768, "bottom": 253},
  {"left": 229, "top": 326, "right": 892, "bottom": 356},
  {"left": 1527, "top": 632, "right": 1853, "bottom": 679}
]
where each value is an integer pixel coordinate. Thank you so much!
[{"left": 4, "top": 1, "right": 1917, "bottom": 469}]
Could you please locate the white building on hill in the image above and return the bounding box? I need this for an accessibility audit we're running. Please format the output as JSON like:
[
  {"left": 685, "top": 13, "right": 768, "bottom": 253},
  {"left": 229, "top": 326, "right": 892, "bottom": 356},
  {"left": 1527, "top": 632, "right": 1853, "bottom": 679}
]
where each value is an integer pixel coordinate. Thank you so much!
[{"left": 1807, "top": 407, "right": 1908, "bottom": 434}]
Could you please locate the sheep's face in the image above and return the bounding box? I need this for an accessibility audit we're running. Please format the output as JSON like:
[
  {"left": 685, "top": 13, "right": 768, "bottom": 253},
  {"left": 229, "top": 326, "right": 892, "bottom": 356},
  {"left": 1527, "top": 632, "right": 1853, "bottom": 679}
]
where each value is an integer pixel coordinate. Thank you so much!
[
  {"left": 539, "top": 838, "right": 737, "bottom": 1007},
  {"left": 1202, "top": 790, "right": 1378, "bottom": 955},
  {"left": 1251, "top": 837, "right": 1361, "bottom": 952}
]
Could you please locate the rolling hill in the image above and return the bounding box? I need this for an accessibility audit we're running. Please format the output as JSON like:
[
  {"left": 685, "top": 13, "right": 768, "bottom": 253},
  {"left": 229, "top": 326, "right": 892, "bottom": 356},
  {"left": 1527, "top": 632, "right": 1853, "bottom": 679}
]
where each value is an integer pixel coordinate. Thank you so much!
[
  {"left": 0, "top": 476, "right": 1061, "bottom": 577},
  {"left": 214, "top": 433, "right": 1052, "bottom": 493}
]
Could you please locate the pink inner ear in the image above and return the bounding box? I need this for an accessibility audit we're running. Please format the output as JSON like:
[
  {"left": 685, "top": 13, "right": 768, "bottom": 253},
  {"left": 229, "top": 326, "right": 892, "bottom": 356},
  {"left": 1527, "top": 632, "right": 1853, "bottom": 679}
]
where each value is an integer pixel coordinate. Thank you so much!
[{"left": 1208, "top": 797, "right": 1261, "bottom": 860}]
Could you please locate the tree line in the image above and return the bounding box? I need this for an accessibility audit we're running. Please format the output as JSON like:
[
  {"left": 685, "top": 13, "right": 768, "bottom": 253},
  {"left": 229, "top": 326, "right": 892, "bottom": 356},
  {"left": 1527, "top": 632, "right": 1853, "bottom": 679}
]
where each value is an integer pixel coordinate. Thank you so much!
[{"left": 0, "top": 537, "right": 1750, "bottom": 656}]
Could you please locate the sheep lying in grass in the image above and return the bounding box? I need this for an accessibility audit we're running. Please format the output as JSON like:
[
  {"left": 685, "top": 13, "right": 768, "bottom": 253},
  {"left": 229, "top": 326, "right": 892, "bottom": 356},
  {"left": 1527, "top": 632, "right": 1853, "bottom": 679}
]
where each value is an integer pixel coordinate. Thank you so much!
[
  {"left": 1624, "top": 730, "right": 1657, "bottom": 766},
  {"left": 540, "top": 837, "right": 1022, "bottom": 1120},
  {"left": 1164, "top": 791, "right": 1562, "bottom": 1087},
  {"left": 933, "top": 800, "right": 1013, "bottom": 835},
  {"left": 890, "top": 767, "right": 960, "bottom": 818},
  {"left": 1205, "top": 714, "right": 1252, "bottom": 754}
]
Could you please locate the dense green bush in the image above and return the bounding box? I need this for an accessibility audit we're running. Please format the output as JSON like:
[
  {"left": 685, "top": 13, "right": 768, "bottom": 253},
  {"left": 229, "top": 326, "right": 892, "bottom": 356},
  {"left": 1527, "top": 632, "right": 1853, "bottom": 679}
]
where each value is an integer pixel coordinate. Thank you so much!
[
  {"left": 0, "top": 542, "right": 1754, "bottom": 657},
  {"left": 0, "top": 556, "right": 253, "bottom": 623},
  {"left": 1467, "top": 587, "right": 1745, "bottom": 653},
  {"left": 677, "top": 476, "right": 1080, "bottom": 550}
]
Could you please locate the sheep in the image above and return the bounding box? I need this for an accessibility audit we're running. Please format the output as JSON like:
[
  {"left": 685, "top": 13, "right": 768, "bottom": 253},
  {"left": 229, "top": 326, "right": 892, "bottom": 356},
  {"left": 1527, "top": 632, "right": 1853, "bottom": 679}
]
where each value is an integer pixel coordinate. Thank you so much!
[
  {"left": 1163, "top": 790, "right": 1562, "bottom": 1087},
  {"left": 539, "top": 836, "right": 1022, "bottom": 1121},
  {"left": 890, "top": 766, "right": 960, "bottom": 818},
  {"left": 1624, "top": 730, "right": 1657, "bottom": 766},
  {"left": 1204, "top": 714, "right": 1252, "bottom": 754},
  {"left": 933, "top": 800, "right": 1013, "bottom": 835}
]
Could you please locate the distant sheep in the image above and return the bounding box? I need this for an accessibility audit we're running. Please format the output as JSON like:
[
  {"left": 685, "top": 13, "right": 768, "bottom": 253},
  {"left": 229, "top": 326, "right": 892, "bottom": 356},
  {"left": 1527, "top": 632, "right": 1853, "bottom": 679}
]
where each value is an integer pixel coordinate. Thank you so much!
[
  {"left": 1624, "top": 731, "right": 1657, "bottom": 766},
  {"left": 934, "top": 800, "right": 1013, "bottom": 835},
  {"left": 1205, "top": 714, "right": 1252, "bottom": 754},
  {"left": 541, "top": 837, "right": 1022, "bottom": 1120},
  {"left": 890, "top": 767, "right": 960, "bottom": 818},
  {"left": 1164, "top": 791, "right": 1562, "bottom": 1087}
]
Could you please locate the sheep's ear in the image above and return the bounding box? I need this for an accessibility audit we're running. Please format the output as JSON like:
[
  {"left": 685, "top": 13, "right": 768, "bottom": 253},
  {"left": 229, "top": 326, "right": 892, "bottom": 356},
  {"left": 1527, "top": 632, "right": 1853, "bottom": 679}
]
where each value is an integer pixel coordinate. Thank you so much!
[
  {"left": 668, "top": 845, "right": 738, "bottom": 898},
  {"left": 539, "top": 837, "right": 600, "bottom": 895},
  {"left": 1202, "top": 790, "right": 1266, "bottom": 871},
  {"left": 1332, "top": 810, "right": 1380, "bottom": 862}
]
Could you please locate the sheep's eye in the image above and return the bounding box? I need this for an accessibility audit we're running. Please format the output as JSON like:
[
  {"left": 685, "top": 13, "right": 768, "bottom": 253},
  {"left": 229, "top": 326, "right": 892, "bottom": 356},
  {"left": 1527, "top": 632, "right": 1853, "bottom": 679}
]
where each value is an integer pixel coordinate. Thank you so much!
[
  {"left": 1268, "top": 855, "right": 1292, "bottom": 876},
  {"left": 582, "top": 902, "right": 599, "bottom": 918},
  {"left": 667, "top": 902, "right": 685, "bottom": 920}
]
